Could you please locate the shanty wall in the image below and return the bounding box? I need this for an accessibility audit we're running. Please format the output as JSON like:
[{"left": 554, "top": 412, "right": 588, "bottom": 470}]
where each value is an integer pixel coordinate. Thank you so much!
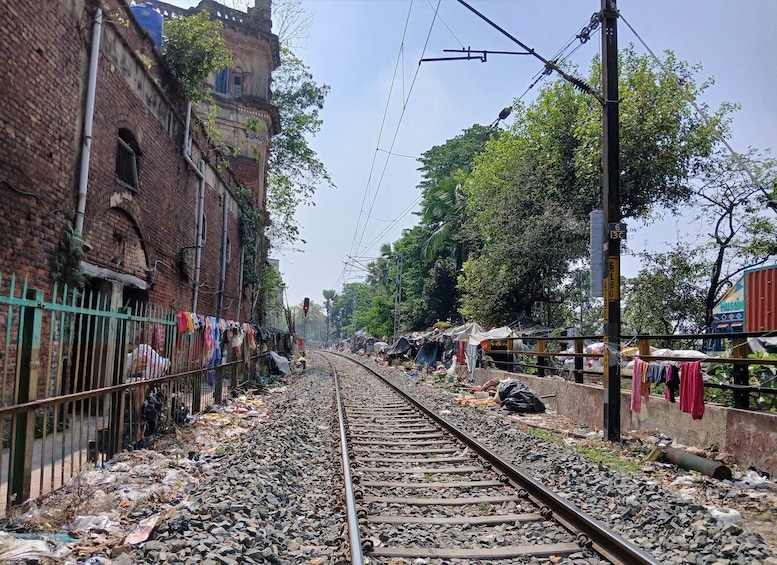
[{"left": 475, "top": 368, "right": 777, "bottom": 477}]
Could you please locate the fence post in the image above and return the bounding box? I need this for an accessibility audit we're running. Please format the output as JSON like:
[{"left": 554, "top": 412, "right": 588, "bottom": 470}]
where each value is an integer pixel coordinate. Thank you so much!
[
  {"left": 732, "top": 336, "right": 749, "bottom": 410},
  {"left": 9, "top": 289, "right": 43, "bottom": 507},
  {"left": 638, "top": 337, "right": 651, "bottom": 358},
  {"left": 574, "top": 338, "right": 584, "bottom": 383},
  {"left": 537, "top": 339, "right": 546, "bottom": 378},
  {"left": 214, "top": 366, "right": 223, "bottom": 405}
]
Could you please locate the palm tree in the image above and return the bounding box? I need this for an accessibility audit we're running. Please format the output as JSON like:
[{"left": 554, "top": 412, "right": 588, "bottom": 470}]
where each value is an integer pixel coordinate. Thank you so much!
[{"left": 420, "top": 177, "right": 466, "bottom": 268}]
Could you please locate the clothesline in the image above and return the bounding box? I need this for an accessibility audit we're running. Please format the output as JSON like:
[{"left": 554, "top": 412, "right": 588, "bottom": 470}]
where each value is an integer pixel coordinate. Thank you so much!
[{"left": 631, "top": 357, "right": 705, "bottom": 420}]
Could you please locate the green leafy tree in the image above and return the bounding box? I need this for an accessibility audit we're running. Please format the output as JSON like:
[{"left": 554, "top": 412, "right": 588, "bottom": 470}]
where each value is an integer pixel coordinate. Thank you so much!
[
  {"left": 458, "top": 48, "right": 723, "bottom": 326},
  {"left": 622, "top": 246, "right": 708, "bottom": 338},
  {"left": 267, "top": 47, "right": 332, "bottom": 247},
  {"left": 163, "top": 11, "right": 233, "bottom": 103},
  {"left": 691, "top": 149, "right": 777, "bottom": 326}
]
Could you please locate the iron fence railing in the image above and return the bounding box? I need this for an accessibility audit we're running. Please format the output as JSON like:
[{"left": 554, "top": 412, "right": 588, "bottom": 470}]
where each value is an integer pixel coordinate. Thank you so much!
[
  {"left": 0, "top": 273, "right": 267, "bottom": 515},
  {"left": 480, "top": 332, "right": 777, "bottom": 411}
]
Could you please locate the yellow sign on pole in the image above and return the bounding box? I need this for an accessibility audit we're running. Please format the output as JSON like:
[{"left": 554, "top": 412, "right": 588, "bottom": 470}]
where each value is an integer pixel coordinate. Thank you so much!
[{"left": 606, "top": 258, "right": 619, "bottom": 300}]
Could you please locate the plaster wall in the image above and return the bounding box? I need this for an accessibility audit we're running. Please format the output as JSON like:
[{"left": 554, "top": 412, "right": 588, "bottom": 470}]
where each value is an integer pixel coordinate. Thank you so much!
[{"left": 476, "top": 368, "right": 777, "bottom": 476}]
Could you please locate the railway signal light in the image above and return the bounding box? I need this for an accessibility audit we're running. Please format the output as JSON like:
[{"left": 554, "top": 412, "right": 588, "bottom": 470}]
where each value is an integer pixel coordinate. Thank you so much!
[{"left": 303, "top": 297, "right": 309, "bottom": 314}]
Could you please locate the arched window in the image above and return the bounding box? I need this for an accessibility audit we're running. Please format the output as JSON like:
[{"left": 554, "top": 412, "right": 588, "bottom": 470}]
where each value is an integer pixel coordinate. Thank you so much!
[{"left": 116, "top": 129, "right": 141, "bottom": 190}]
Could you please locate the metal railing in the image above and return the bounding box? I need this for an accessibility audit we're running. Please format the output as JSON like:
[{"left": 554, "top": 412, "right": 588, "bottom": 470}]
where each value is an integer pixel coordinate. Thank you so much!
[
  {"left": 478, "top": 331, "right": 777, "bottom": 411},
  {"left": 0, "top": 273, "right": 265, "bottom": 514}
]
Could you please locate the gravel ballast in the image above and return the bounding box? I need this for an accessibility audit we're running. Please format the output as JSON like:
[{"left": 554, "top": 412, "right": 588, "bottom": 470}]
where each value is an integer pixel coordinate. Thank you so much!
[{"left": 366, "top": 358, "right": 777, "bottom": 565}]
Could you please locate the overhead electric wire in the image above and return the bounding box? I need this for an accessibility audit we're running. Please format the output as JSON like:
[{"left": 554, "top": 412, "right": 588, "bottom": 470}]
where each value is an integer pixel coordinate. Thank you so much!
[
  {"left": 360, "top": 192, "right": 425, "bottom": 255},
  {"left": 346, "top": 0, "right": 415, "bottom": 270},
  {"left": 619, "top": 11, "right": 766, "bottom": 195},
  {"left": 335, "top": 0, "right": 444, "bottom": 295},
  {"left": 426, "top": 0, "right": 464, "bottom": 49},
  {"left": 354, "top": 0, "right": 442, "bottom": 257},
  {"left": 376, "top": 148, "right": 419, "bottom": 159},
  {"left": 334, "top": 6, "right": 601, "bottom": 294}
]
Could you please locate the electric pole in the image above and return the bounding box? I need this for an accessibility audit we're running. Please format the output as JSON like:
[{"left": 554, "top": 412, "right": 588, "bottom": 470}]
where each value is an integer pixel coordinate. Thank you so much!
[{"left": 601, "top": 0, "right": 622, "bottom": 442}]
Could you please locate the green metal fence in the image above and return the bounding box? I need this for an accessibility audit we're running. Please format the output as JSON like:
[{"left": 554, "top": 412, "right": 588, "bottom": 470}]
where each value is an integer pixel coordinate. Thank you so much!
[{"left": 0, "top": 272, "right": 259, "bottom": 515}]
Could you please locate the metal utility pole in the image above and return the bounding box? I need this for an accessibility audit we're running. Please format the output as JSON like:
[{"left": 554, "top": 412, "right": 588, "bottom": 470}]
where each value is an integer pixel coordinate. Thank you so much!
[
  {"left": 393, "top": 254, "right": 403, "bottom": 339},
  {"left": 601, "top": 0, "right": 622, "bottom": 442}
]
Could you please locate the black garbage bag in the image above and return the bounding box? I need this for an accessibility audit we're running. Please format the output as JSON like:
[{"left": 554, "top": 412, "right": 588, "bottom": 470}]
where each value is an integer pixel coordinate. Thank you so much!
[{"left": 497, "top": 378, "right": 546, "bottom": 414}]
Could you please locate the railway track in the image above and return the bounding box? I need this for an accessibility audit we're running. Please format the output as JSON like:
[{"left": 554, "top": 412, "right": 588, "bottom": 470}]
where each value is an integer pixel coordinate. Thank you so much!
[{"left": 317, "top": 351, "right": 660, "bottom": 565}]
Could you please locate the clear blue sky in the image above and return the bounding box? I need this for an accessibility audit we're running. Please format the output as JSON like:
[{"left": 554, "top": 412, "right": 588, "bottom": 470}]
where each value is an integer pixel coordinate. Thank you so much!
[{"left": 167, "top": 0, "right": 777, "bottom": 310}]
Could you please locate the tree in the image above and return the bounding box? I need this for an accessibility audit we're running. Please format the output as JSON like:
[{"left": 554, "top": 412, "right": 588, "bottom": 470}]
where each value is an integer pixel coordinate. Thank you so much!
[
  {"left": 267, "top": 47, "right": 332, "bottom": 247},
  {"left": 457, "top": 48, "right": 724, "bottom": 326},
  {"left": 322, "top": 289, "right": 335, "bottom": 345},
  {"left": 691, "top": 149, "right": 777, "bottom": 327},
  {"left": 163, "top": 11, "right": 233, "bottom": 103},
  {"left": 622, "top": 246, "right": 708, "bottom": 338},
  {"left": 215, "top": 0, "right": 331, "bottom": 249}
]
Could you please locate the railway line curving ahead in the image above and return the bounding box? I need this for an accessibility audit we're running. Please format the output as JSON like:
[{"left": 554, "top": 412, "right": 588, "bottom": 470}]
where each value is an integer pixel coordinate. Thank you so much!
[{"left": 317, "top": 351, "right": 660, "bottom": 565}]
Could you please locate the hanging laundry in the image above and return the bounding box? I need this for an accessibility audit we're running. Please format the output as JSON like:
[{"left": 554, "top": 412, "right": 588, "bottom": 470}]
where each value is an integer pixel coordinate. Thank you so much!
[
  {"left": 679, "top": 360, "right": 705, "bottom": 420},
  {"left": 177, "top": 311, "right": 188, "bottom": 334},
  {"left": 646, "top": 363, "right": 664, "bottom": 385},
  {"left": 151, "top": 323, "right": 165, "bottom": 356},
  {"left": 631, "top": 358, "right": 650, "bottom": 413},
  {"left": 665, "top": 365, "right": 680, "bottom": 403}
]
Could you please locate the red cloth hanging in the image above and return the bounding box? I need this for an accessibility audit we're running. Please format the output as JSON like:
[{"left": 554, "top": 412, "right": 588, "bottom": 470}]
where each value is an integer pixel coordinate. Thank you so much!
[{"left": 679, "top": 360, "right": 705, "bottom": 420}]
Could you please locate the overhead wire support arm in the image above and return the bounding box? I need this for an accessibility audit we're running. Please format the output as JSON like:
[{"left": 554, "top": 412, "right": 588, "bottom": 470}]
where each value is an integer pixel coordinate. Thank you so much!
[
  {"left": 455, "top": 0, "right": 604, "bottom": 104},
  {"left": 420, "top": 47, "right": 531, "bottom": 64}
]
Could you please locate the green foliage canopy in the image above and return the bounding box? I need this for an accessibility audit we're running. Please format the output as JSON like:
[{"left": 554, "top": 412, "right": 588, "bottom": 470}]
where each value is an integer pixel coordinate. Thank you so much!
[{"left": 163, "top": 11, "right": 233, "bottom": 103}]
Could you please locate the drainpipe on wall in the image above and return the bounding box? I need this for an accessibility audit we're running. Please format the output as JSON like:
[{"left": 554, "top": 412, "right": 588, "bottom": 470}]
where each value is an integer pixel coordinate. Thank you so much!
[
  {"left": 74, "top": 8, "right": 103, "bottom": 235},
  {"left": 182, "top": 101, "right": 206, "bottom": 313},
  {"left": 192, "top": 159, "right": 206, "bottom": 314},
  {"left": 217, "top": 191, "right": 229, "bottom": 319}
]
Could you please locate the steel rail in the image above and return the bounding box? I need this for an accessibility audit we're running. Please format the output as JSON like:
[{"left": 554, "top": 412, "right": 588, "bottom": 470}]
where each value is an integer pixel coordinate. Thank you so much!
[
  {"left": 313, "top": 352, "right": 364, "bottom": 564},
  {"left": 325, "top": 351, "right": 660, "bottom": 565}
]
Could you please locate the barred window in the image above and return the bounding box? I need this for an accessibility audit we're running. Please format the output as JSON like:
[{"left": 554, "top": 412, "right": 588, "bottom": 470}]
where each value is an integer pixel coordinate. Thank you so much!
[{"left": 115, "top": 129, "right": 140, "bottom": 190}]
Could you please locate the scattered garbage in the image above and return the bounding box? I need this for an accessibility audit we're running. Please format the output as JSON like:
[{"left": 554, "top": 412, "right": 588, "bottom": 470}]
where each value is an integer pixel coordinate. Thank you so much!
[
  {"left": 496, "top": 379, "right": 546, "bottom": 414},
  {"left": 710, "top": 506, "right": 742, "bottom": 523},
  {"left": 124, "top": 515, "right": 159, "bottom": 545},
  {"left": 0, "top": 531, "right": 71, "bottom": 561},
  {"left": 269, "top": 351, "right": 291, "bottom": 376}
]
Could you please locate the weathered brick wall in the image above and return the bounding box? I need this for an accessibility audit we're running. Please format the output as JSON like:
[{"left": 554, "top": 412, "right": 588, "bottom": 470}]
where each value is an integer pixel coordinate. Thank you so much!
[
  {"left": 1, "top": 0, "right": 251, "bottom": 322},
  {"left": 0, "top": 0, "right": 86, "bottom": 292}
]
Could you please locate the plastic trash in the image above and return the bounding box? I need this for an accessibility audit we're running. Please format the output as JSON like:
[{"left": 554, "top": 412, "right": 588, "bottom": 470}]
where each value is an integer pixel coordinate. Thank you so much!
[
  {"left": 269, "top": 351, "right": 291, "bottom": 376},
  {"left": 124, "top": 514, "right": 159, "bottom": 545},
  {"left": 496, "top": 379, "right": 546, "bottom": 414},
  {"left": 0, "top": 531, "right": 71, "bottom": 561}
]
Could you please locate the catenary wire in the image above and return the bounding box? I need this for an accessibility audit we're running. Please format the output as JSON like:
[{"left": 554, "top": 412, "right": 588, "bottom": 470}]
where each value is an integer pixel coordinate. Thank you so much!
[
  {"left": 346, "top": 0, "right": 415, "bottom": 270},
  {"left": 354, "top": 0, "right": 442, "bottom": 256}
]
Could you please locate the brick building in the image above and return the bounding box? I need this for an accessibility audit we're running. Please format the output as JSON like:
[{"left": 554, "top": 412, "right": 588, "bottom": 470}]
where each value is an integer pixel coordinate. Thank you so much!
[{"left": 0, "top": 0, "right": 279, "bottom": 323}]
